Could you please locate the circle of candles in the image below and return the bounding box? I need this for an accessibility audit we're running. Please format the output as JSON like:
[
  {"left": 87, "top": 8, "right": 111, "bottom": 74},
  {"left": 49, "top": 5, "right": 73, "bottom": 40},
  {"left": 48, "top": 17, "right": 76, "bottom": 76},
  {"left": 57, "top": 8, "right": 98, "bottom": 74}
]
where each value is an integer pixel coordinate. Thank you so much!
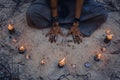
[
  {"left": 58, "top": 58, "right": 66, "bottom": 68},
  {"left": 94, "top": 53, "right": 102, "bottom": 61},
  {"left": 18, "top": 46, "right": 26, "bottom": 54},
  {"left": 8, "top": 24, "right": 15, "bottom": 34}
]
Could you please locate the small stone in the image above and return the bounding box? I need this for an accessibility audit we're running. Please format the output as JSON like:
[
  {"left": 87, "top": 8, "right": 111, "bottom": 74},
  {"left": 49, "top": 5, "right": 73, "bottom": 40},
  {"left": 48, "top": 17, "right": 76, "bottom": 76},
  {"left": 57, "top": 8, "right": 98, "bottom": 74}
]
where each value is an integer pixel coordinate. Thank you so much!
[
  {"left": 25, "top": 54, "right": 30, "bottom": 59},
  {"left": 84, "top": 62, "right": 91, "bottom": 68},
  {"left": 71, "top": 64, "right": 76, "bottom": 68},
  {"left": 12, "top": 38, "right": 17, "bottom": 43}
]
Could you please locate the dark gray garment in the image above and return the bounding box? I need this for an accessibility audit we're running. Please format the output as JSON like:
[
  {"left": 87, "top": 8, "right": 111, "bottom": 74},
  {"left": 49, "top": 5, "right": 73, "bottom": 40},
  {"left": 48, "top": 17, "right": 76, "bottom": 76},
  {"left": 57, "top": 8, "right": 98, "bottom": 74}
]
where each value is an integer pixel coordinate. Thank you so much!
[{"left": 26, "top": 0, "right": 108, "bottom": 36}]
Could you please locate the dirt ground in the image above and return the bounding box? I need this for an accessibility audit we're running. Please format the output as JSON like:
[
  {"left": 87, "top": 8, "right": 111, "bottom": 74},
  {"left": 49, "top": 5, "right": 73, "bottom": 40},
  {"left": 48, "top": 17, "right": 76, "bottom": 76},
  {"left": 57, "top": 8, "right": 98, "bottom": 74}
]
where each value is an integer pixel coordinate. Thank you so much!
[{"left": 0, "top": 0, "right": 120, "bottom": 80}]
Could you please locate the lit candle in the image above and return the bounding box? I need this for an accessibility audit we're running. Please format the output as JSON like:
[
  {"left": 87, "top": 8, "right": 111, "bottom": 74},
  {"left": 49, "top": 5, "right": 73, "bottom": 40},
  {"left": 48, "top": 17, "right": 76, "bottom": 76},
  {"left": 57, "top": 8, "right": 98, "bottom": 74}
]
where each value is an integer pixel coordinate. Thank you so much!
[
  {"left": 8, "top": 24, "right": 15, "bottom": 34},
  {"left": 40, "top": 59, "right": 45, "bottom": 65},
  {"left": 58, "top": 57, "right": 66, "bottom": 68},
  {"left": 18, "top": 46, "right": 26, "bottom": 54},
  {"left": 101, "top": 47, "right": 106, "bottom": 52},
  {"left": 104, "top": 34, "right": 113, "bottom": 43},
  {"left": 94, "top": 53, "right": 102, "bottom": 61}
]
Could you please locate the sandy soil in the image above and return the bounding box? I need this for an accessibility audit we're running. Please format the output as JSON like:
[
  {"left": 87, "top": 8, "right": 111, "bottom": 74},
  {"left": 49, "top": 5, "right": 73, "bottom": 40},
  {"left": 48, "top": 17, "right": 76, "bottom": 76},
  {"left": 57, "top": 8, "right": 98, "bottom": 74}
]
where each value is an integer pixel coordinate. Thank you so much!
[{"left": 0, "top": 1, "right": 120, "bottom": 80}]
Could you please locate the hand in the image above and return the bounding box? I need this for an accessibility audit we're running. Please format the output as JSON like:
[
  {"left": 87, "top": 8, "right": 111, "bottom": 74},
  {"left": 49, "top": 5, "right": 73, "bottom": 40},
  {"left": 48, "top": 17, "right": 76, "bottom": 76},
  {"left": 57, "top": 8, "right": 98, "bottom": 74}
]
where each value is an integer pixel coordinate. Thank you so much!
[
  {"left": 67, "top": 22, "right": 82, "bottom": 44},
  {"left": 46, "top": 22, "right": 63, "bottom": 43}
]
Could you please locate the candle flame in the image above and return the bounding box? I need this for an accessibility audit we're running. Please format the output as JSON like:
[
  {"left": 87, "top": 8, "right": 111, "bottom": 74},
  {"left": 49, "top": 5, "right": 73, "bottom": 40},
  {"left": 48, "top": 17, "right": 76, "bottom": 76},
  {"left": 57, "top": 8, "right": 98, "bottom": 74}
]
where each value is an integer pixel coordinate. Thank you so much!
[
  {"left": 19, "top": 46, "right": 25, "bottom": 51},
  {"left": 8, "top": 24, "right": 14, "bottom": 30},
  {"left": 97, "top": 53, "right": 102, "bottom": 59},
  {"left": 107, "top": 34, "right": 113, "bottom": 40},
  {"left": 59, "top": 57, "right": 66, "bottom": 67}
]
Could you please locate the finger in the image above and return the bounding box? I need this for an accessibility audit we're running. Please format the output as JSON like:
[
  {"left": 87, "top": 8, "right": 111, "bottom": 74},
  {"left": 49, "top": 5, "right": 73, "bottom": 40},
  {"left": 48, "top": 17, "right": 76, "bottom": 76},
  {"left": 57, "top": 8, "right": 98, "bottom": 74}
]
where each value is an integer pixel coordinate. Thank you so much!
[
  {"left": 73, "top": 35, "right": 77, "bottom": 44},
  {"left": 51, "top": 35, "right": 55, "bottom": 43},
  {"left": 77, "top": 37, "right": 81, "bottom": 44},
  {"left": 78, "top": 36, "right": 82, "bottom": 43},
  {"left": 46, "top": 31, "right": 52, "bottom": 37},
  {"left": 49, "top": 36, "right": 52, "bottom": 42},
  {"left": 55, "top": 35, "right": 58, "bottom": 42},
  {"left": 75, "top": 35, "right": 80, "bottom": 44},
  {"left": 75, "top": 36, "right": 80, "bottom": 44},
  {"left": 79, "top": 33, "right": 84, "bottom": 37},
  {"left": 52, "top": 35, "right": 57, "bottom": 43},
  {"left": 50, "top": 38, "right": 54, "bottom": 43},
  {"left": 78, "top": 34, "right": 83, "bottom": 41},
  {"left": 80, "top": 38, "right": 82, "bottom": 43},
  {"left": 45, "top": 32, "right": 50, "bottom": 37},
  {"left": 77, "top": 40, "right": 80, "bottom": 44},
  {"left": 79, "top": 35, "right": 83, "bottom": 42},
  {"left": 53, "top": 35, "right": 56, "bottom": 42},
  {"left": 48, "top": 34, "right": 51, "bottom": 41},
  {"left": 77, "top": 34, "right": 81, "bottom": 37},
  {"left": 49, "top": 34, "right": 53, "bottom": 43},
  {"left": 76, "top": 35, "right": 82, "bottom": 44},
  {"left": 53, "top": 33, "right": 57, "bottom": 42}
]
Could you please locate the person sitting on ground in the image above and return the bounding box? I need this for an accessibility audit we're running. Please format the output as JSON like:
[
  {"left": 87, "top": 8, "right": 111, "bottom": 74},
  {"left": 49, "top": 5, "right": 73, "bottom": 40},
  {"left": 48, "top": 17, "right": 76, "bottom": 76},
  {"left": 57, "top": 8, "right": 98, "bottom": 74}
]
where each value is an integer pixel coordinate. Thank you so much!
[{"left": 26, "top": 0, "right": 108, "bottom": 44}]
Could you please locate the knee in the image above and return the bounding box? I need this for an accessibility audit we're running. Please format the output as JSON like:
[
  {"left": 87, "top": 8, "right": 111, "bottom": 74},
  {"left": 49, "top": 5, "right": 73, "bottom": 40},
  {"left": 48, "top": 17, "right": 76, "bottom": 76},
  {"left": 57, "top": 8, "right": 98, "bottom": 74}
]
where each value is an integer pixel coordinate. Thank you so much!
[
  {"left": 100, "top": 11, "right": 108, "bottom": 23},
  {"left": 26, "top": 5, "right": 51, "bottom": 28},
  {"left": 26, "top": 7, "right": 36, "bottom": 27}
]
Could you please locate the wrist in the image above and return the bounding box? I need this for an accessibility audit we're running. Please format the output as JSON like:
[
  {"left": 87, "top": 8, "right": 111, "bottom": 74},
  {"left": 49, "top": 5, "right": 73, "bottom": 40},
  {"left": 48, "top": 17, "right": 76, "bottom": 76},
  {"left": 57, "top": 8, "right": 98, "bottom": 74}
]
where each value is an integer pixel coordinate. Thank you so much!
[
  {"left": 73, "top": 18, "right": 80, "bottom": 27},
  {"left": 51, "top": 17, "right": 59, "bottom": 26}
]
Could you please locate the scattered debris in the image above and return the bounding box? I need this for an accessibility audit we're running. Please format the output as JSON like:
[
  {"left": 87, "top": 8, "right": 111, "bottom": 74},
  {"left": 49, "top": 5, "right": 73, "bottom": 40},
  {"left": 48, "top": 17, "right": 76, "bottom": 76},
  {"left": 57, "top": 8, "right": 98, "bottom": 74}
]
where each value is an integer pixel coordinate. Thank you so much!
[
  {"left": 109, "top": 71, "right": 120, "bottom": 80},
  {"left": 57, "top": 73, "right": 91, "bottom": 80}
]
